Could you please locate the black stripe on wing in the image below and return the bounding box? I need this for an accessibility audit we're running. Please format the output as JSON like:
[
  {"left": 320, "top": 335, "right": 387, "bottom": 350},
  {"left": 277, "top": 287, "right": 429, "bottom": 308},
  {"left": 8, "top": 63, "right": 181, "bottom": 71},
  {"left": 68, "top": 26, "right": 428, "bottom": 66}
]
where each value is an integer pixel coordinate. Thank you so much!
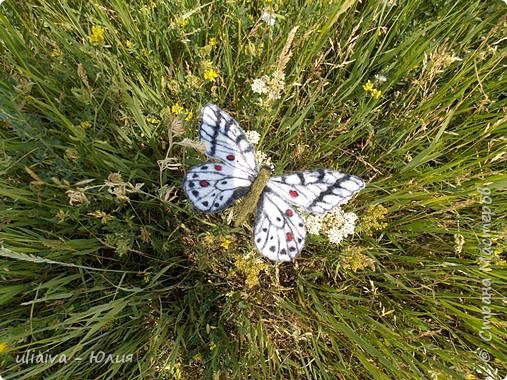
[
  {"left": 268, "top": 170, "right": 365, "bottom": 214},
  {"left": 199, "top": 104, "right": 258, "bottom": 175}
]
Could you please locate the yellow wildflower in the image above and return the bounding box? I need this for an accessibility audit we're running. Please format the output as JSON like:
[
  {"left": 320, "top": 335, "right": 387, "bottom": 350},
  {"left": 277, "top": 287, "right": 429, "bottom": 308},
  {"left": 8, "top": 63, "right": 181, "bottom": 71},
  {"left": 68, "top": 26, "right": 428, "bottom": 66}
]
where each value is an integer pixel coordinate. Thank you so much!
[
  {"left": 184, "top": 110, "right": 193, "bottom": 121},
  {"left": 203, "top": 68, "right": 219, "bottom": 82},
  {"left": 185, "top": 73, "right": 200, "bottom": 89},
  {"left": 357, "top": 204, "right": 388, "bottom": 235},
  {"left": 362, "top": 80, "right": 374, "bottom": 92},
  {"left": 245, "top": 41, "right": 257, "bottom": 56},
  {"left": 50, "top": 48, "right": 61, "bottom": 57},
  {"left": 234, "top": 256, "right": 267, "bottom": 289},
  {"left": 220, "top": 238, "right": 232, "bottom": 250},
  {"left": 363, "top": 80, "right": 382, "bottom": 99},
  {"left": 80, "top": 120, "right": 92, "bottom": 129},
  {"left": 0, "top": 342, "right": 9, "bottom": 353},
  {"left": 495, "top": 258, "right": 507, "bottom": 266},
  {"left": 209, "top": 341, "right": 217, "bottom": 351},
  {"left": 168, "top": 362, "right": 182, "bottom": 380},
  {"left": 341, "top": 246, "right": 376, "bottom": 272},
  {"left": 208, "top": 37, "right": 218, "bottom": 47},
  {"left": 88, "top": 25, "right": 105, "bottom": 45},
  {"left": 171, "top": 103, "right": 184, "bottom": 114},
  {"left": 179, "top": 18, "right": 189, "bottom": 28},
  {"left": 146, "top": 116, "right": 160, "bottom": 124},
  {"left": 371, "top": 88, "right": 382, "bottom": 99},
  {"left": 125, "top": 40, "right": 133, "bottom": 49}
]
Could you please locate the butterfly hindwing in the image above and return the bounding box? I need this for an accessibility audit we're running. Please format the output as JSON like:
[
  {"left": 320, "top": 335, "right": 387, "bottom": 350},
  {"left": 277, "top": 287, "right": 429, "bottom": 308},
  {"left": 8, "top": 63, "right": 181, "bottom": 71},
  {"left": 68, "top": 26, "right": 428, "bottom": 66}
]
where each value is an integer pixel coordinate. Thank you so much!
[
  {"left": 200, "top": 103, "right": 258, "bottom": 176},
  {"left": 253, "top": 188, "right": 306, "bottom": 262},
  {"left": 183, "top": 162, "right": 254, "bottom": 213},
  {"left": 266, "top": 169, "right": 365, "bottom": 214}
]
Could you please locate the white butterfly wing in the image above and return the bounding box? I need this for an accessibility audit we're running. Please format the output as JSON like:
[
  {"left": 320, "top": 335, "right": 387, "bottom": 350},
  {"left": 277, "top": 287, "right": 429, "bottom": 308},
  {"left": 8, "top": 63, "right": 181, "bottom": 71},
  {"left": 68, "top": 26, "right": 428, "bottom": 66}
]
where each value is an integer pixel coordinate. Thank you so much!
[
  {"left": 253, "top": 189, "right": 306, "bottom": 262},
  {"left": 183, "top": 104, "right": 260, "bottom": 213},
  {"left": 200, "top": 103, "right": 258, "bottom": 176},
  {"left": 253, "top": 169, "right": 365, "bottom": 261},
  {"left": 183, "top": 162, "right": 254, "bottom": 213},
  {"left": 267, "top": 169, "right": 365, "bottom": 214}
]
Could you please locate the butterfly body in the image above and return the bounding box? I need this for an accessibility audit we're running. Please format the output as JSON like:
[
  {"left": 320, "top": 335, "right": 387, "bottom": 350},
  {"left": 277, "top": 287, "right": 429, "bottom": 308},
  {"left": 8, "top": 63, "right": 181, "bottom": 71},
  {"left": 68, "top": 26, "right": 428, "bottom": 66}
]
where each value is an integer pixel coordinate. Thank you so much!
[
  {"left": 234, "top": 166, "right": 272, "bottom": 227},
  {"left": 183, "top": 104, "right": 365, "bottom": 262}
]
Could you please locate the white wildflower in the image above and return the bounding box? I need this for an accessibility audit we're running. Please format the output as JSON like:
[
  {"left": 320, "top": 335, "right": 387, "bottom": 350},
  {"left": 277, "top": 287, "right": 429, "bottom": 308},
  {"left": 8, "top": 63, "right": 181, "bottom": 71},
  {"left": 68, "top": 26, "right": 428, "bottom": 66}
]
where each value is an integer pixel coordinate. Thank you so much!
[
  {"left": 255, "top": 150, "right": 274, "bottom": 170},
  {"left": 374, "top": 73, "right": 387, "bottom": 84},
  {"left": 245, "top": 130, "right": 260, "bottom": 145},
  {"left": 305, "top": 214, "right": 323, "bottom": 235},
  {"left": 251, "top": 78, "right": 268, "bottom": 94},
  {"left": 327, "top": 211, "right": 358, "bottom": 245},
  {"left": 261, "top": 11, "right": 276, "bottom": 26},
  {"left": 327, "top": 227, "right": 345, "bottom": 245},
  {"left": 304, "top": 207, "right": 358, "bottom": 245},
  {"left": 252, "top": 72, "right": 286, "bottom": 101},
  {"left": 265, "top": 72, "right": 285, "bottom": 100}
]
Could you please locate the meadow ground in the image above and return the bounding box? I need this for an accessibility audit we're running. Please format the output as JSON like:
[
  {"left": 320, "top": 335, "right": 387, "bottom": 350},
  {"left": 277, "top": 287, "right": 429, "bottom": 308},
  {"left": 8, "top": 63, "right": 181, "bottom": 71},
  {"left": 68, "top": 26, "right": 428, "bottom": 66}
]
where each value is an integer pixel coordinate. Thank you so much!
[{"left": 0, "top": 0, "right": 506, "bottom": 379}]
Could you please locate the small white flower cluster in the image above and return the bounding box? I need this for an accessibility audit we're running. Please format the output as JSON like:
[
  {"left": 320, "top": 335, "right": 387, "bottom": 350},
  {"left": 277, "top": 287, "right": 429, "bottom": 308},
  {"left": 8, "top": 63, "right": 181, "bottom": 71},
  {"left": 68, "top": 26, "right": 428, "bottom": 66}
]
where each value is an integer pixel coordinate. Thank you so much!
[
  {"left": 245, "top": 130, "right": 260, "bottom": 145},
  {"left": 304, "top": 207, "right": 358, "bottom": 245},
  {"left": 250, "top": 72, "right": 286, "bottom": 100},
  {"left": 260, "top": 11, "right": 276, "bottom": 26},
  {"left": 304, "top": 214, "right": 322, "bottom": 235},
  {"left": 374, "top": 73, "right": 387, "bottom": 84},
  {"left": 255, "top": 150, "right": 275, "bottom": 170},
  {"left": 327, "top": 212, "right": 358, "bottom": 245},
  {"left": 251, "top": 79, "right": 268, "bottom": 95},
  {"left": 246, "top": 130, "right": 274, "bottom": 170}
]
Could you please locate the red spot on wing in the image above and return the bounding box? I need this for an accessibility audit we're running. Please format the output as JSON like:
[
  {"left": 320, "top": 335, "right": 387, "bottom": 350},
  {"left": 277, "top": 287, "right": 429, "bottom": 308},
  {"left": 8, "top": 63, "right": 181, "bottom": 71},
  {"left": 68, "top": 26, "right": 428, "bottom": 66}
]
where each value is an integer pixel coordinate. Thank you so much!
[
  {"left": 226, "top": 154, "right": 235, "bottom": 161},
  {"left": 286, "top": 232, "right": 293, "bottom": 242},
  {"left": 289, "top": 190, "right": 299, "bottom": 198},
  {"left": 286, "top": 209, "right": 293, "bottom": 217},
  {"left": 214, "top": 164, "right": 222, "bottom": 171},
  {"left": 200, "top": 180, "right": 209, "bottom": 187}
]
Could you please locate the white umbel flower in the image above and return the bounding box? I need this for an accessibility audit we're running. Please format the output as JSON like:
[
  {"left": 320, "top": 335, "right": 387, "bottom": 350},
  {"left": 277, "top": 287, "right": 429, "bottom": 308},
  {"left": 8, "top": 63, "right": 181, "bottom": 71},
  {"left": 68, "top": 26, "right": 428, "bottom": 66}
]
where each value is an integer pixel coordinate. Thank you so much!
[
  {"left": 305, "top": 214, "right": 323, "bottom": 235},
  {"left": 304, "top": 207, "right": 358, "bottom": 245},
  {"left": 245, "top": 130, "right": 260, "bottom": 145},
  {"left": 251, "top": 78, "right": 268, "bottom": 94},
  {"left": 255, "top": 150, "right": 274, "bottom": 170},
  {"left": 261, "top": 11, "right": 276, "bottom": 26}
]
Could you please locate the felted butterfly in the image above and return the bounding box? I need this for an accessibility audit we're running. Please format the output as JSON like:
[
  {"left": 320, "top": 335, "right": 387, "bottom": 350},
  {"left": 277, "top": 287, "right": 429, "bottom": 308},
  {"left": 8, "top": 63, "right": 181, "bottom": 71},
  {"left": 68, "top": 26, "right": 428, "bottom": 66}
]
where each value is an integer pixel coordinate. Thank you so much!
[{"left": 183, "top": 104, "right": 365, "bottom": 262}]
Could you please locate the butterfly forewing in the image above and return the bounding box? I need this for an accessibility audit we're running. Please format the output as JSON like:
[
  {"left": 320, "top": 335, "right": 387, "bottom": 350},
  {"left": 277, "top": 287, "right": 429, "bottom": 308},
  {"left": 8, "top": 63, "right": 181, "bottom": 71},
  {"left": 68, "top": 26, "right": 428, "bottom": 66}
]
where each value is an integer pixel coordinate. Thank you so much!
[
  {"left": 200, "top": 103, "right": 259, "bottom": 176},
  {"left": 253, "top": 188, "right": 306, "bottom": 262},
  {"left": 267, "top": 169, "right": 365, "bottom": 214},
  {"left": 183, "top": 162, "right": 254, "bottom": 213}
]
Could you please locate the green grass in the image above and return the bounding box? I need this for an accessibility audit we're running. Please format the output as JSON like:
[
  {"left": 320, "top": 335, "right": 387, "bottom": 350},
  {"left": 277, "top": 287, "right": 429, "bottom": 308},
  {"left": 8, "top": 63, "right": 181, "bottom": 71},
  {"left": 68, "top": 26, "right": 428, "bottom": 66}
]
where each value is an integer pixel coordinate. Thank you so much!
[{"left": 0, "top": 0, "right": 506, "bottom": 379}]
